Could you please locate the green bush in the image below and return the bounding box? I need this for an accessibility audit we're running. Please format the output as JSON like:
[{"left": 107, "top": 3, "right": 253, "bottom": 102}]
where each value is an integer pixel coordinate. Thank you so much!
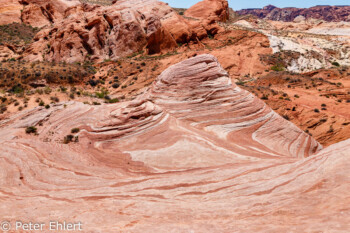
[
  {"left": 71, "top": 128, "right": 80, "bottom": 134},
  {"left": 107, "top": 98, "right": 119, "bottom": 104},
  {"left": 25, "top": 126, "right": 37, "bottom": 134},
  {"left": 271, "top": 64, "right": 285, "bottom": 72},
  {"left": 63, "top": 134, "right": 74, "bottom": 144},
  {"left": 332, "top": 61, "right": 340, "bottom": 67}
]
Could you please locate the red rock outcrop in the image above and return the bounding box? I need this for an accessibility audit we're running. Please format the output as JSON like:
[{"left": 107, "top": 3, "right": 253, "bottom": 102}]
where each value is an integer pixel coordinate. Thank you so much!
[
  {"left": 185, "top": 0, "right": 230, "bottom": 22},
  {"left": 0, "top": 0, "right": 81, "bottom": 27},
  {"left": 2, "top": 55, "right": 349, "bottom": 231},
  {"left": 0, "top": 0, "right": 23, "bottom": 25},
  {"left": 22, "top": 0, "right": 221, "bottom": 63},
  {"left": 238, "top": 5, "right": 350, "bottom": 22},
  {"left": 19, "top": 0, "right": 81, "bottom": 28}
]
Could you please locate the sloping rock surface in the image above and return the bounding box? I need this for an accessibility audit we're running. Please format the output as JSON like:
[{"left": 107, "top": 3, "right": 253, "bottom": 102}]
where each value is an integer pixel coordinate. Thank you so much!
[{"left": 2, "top": 55, "right": 349, "bottom": 231}]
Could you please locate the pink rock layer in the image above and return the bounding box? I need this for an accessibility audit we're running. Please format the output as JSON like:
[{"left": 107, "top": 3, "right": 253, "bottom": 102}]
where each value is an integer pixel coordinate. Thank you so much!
[{"left": 1, "top": 54, "right": 350, "bottom": 232}]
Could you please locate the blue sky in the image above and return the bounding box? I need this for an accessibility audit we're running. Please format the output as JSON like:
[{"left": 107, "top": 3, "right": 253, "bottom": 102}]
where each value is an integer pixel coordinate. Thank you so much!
[{"left": 163, "top": 0, "right": 350, "bottom": 10}]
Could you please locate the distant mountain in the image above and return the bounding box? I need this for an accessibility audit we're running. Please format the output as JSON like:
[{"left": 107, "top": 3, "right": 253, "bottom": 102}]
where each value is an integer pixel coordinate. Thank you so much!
[{"left": 237, "top": 5, "right": 350, "bottom": 22}]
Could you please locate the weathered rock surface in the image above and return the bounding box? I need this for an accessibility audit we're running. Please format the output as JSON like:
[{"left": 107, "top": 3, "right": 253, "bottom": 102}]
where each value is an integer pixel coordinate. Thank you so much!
[
  {"left": 238, "top": 5, "right": 350, "bottom": 22},
  {"left": 0, "top": 0, "right": 81, "bottom": 27},
  {"left": 2, "top": 55, "right": 349, "bottom": 231},
  {"left": 185, "top": 0, "right": 230, "bottom": 22},
  {"left": 0, "top": 0, "right": 23, "bottom": 25},
  {"left": 19, "top": 0, "right": 81, "bottom": 28},
  {"left": 22, "top": 0, "right": 219, "bottom": 63}
]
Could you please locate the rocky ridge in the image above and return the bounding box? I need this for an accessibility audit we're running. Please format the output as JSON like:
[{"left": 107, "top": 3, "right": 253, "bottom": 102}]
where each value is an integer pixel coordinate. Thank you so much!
[{"left": 237, "top": 5, "right": 350, "bottom": 22}]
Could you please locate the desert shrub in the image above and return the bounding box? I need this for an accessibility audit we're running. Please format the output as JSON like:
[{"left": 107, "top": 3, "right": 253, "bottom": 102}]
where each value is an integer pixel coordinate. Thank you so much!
[
  {"left": 314, "top": 108, "right": 320, "bottom": 113},
  {"left": 271, "top": 64, "right": 285, "bottom": 72},
  {"left": 9, "top": 84, "right": 23, "bottom": 93},
  {"left": 25, "top": 126, "right": 37, "bottom": 134},
  {"left": 332, "top": 61, "right": 340, "bottom": 67},
  {"left": 63, "top": 134, "right": 74, "bottom": 144},
  {"left": 328, "top": 125, "right": 334, "bottom": 133},
  {"left": 112, "top": 83, "right": 120, "bottom": 89},
  {"left": 88, "top": 79, "right": 99, "bottom": 87},
  {"left": 60, "top": 86, "right": 67, "bottom": 92},
  {"left": 50, "top": 96, "right": 59, "bottom": 102},
  {"left": 261, "top": 95, "right": 268, "bottom": 100},
  {"left": 0, "top": 104, "right": 7, "bottom": 113},
  {"left": 95, "top": 90, "right": 108, "bottom": 98},
  {"left": 235, "top": 80, "right": 245, "bottom": 86},
  {"left": 71, "top": 128, "right": 80, "bottom": 134},
  {"left": 107, "top": 98, "right": 119, "bottom": 104},
  {"left": 282, "top": 115, "right": 290, "bottom": 121}
]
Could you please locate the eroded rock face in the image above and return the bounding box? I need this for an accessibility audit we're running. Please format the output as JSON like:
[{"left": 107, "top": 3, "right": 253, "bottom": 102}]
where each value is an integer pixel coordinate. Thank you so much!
[
  {"left": 22, "top": 0, "right": 218, "bottom": 63},
  {"left": 0, "top": 0, "right": 23, "bottom": 25},
  {"left": 2, "top": 55, "right": 349, "bottom": 231},
  {"left": 238, "top": 5, "right": 350, "bottom": 22},
  {"left": 0, "top": 0, "right": 81, "bottom": 27},
  {"left": 19, "top": 0, "right": 81, "bottom": 28},
  {"left": 185, "top": 0, "right": 229, "bottom": 22}
]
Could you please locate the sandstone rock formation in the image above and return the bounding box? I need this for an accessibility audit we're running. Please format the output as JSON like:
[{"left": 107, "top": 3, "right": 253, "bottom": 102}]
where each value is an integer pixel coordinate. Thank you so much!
[
  {"left": 185, "top": 0, "right": 229, "bottom": 22},
  {"left": 238, "top": 5, "right": 350, "bottom": 22},
  {"left": 0, "top": 0, "right": 23, "bottom": 25},
  {"left": 2, "top": 55, "right": 349, "bottom": 231},
  {"left": 19, "top": 0, "right": 81, "bottom": 28},
  {"left": 0, "top": 0, "right": 81, "bottom": 27},
  {"left": 22, "top": 0, "right": 220, "bottom": 63}
]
